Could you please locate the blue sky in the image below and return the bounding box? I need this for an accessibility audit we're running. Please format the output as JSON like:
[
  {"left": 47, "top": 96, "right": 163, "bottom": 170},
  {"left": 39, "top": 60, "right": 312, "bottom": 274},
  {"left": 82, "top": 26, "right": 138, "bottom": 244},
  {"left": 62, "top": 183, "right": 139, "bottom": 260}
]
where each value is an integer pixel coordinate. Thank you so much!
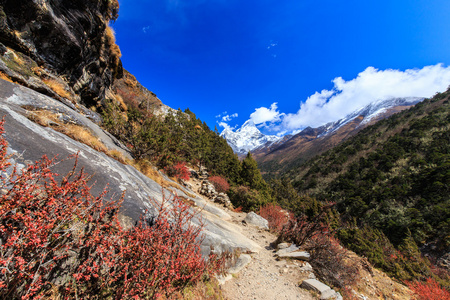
[{"left": 114, "top": 0, "right": 450, "bottom": 135}]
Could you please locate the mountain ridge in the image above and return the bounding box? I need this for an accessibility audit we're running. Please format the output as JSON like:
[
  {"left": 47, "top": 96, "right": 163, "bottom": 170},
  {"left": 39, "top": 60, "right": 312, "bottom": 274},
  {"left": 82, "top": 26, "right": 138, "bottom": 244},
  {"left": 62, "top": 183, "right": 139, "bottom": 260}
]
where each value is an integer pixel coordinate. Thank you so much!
[
  {"left": 222, "top": 97, "right": 424, "bottom": 162},
  {"left": 252, "top": 97, "right": 424, "bottom": 174}
]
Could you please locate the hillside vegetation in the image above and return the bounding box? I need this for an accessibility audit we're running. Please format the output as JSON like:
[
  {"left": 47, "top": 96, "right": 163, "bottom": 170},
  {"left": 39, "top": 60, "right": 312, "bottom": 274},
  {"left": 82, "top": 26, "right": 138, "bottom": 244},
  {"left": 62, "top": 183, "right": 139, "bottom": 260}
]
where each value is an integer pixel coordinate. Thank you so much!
[{"left": 279, "top": 88, "right": 449, "bottom": 284}]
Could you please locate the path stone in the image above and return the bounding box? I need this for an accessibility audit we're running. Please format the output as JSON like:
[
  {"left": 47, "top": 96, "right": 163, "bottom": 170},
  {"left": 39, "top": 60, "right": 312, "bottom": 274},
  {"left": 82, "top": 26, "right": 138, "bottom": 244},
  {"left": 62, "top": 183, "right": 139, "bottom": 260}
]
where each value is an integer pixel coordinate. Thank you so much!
[
  {"left": 275, "top": 244, "right": 300, "bottom": 256},
  {"left": 301, "top": 279, "right": 342, "bottom": 300},
  {"left": 228, "top": 254, "right": 252, "bottom": 274},
  {"left": 277, "top": 251, "right": 310, "bottom": 261},
  {"left": 277, "top": 242, "right": 291, "bottom": 250},
  {"left": 243, "top": 212, "right": 269, "bottom": 230},
  {"left": 301, "top": 279, "right": 331, "bottom": 294}
]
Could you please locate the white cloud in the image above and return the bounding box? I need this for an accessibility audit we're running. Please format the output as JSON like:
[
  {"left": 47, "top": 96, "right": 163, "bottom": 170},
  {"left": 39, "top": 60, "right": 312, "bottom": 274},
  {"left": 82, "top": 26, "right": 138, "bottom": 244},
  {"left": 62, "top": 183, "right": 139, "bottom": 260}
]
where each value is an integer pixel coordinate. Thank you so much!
[
  {"left": 282, "top": 64, "right": 450, "bottom": 131},
  {"left": 238, "top": 64, "right": 450, "bottom": 135},
  {"left": 142, "top": 26, "right": 151, "bottom": 33},
  {"left": 215, "top": 111, "right": 227, "bottom": 118},
  {"left": 249, "top": 102, "right": 282, "bottom": 125},
  {"left": 217, "top": 112, "right": 238, "bottom": 130},
  {"left": 221, "top": 113, "right": 238, "bottom": 122},
  {"left": 267, "top": 41, "right": 278, "bottom": 49}
]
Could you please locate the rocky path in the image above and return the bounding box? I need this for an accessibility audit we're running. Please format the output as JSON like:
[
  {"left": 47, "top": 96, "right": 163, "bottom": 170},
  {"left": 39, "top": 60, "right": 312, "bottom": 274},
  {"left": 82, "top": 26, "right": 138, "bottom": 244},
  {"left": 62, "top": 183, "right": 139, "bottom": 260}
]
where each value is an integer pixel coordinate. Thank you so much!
[{"left": 221, "top": 210, "right": 315, "bottom": 300}]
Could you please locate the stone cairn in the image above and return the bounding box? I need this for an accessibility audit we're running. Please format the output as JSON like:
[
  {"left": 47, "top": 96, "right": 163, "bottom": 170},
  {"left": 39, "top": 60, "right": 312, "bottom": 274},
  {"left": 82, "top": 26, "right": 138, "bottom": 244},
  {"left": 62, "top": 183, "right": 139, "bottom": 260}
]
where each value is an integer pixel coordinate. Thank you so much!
[{"left": 196, "top": 169, "right": 232, "bottom": 208}]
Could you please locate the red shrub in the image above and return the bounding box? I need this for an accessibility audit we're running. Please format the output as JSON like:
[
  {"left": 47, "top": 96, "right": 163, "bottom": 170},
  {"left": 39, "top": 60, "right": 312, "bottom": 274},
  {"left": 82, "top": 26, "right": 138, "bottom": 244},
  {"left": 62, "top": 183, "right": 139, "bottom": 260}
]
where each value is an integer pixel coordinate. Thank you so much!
[
  {"left": 259, "top": 203, "right": 292, "bottom": 232},
  {"left": 278, "top": 203, "right": 358, "bottom": 288},
  {"left": 406, "top": 278, "right": 450, "bottom": 300},
  {"left": 164, "top": 161, "right": 190, "bottom": 181},
  {"left": 209, "top": 175, "right": 230, "bottom": 193},
  {"left": 0, "top": 120, "right": 223, "bottom": 299}
]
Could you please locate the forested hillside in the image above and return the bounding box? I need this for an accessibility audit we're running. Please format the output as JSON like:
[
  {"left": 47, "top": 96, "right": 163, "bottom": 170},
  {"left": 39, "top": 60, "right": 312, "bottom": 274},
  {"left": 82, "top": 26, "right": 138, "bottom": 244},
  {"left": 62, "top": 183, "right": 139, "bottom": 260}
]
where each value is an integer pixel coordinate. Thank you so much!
[{"left": 280, "top": 88, "right": 449, "bottom": 282}]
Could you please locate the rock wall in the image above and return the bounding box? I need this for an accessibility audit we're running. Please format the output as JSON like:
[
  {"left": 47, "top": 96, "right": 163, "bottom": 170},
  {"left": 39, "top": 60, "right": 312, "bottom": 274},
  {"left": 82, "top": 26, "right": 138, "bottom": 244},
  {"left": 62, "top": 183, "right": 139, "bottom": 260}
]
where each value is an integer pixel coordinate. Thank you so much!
[
  {"left": 0, "top": 0, "right": 122, "bottom": 107},
  {"left": 0, "top": 78, "right": 261, "bottom": 257}
]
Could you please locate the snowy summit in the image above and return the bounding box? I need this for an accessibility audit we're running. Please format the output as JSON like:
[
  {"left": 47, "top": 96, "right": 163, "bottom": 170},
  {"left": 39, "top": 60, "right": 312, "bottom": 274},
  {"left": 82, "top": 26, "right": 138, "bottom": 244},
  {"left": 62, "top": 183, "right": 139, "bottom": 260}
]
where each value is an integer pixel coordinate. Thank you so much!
[{"left": 220, "top": 120, "right": 281, "bottom": 155}]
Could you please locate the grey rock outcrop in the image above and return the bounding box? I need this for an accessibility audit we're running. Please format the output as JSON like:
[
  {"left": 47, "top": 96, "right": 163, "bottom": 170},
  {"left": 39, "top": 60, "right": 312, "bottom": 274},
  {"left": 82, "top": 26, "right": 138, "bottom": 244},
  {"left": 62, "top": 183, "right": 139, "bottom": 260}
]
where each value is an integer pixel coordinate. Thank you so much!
[
  {"left": 301, "top": 279, "right": 342, "bottom": 300},
  {"left": 243, "top": 212, "right": 269, "bottom": 230},
  {"left": 0, "top": 79, "right": 262, "bottom": 257}
]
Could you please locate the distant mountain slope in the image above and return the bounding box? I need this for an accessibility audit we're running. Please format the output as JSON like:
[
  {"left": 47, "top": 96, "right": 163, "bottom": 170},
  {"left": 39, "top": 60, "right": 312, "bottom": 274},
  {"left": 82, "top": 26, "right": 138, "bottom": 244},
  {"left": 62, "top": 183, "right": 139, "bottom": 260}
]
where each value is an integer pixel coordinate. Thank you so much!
[
  {"left": 254, "top": 97, "right": 423, "bottom": 175},
  {"left": 284, "top": 89, "right": 449, "bottom": 256},
  {"left": 220, "top": 120, "right": 281, "bottom": 155}
]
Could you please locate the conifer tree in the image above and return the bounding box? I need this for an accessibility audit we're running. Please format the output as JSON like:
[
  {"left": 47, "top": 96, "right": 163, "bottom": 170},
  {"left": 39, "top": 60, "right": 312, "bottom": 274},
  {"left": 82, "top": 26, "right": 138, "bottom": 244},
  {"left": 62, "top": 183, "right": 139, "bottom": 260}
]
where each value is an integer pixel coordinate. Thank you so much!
[{"left": 240, "top": 152, "right": 270, "bottom": 197}]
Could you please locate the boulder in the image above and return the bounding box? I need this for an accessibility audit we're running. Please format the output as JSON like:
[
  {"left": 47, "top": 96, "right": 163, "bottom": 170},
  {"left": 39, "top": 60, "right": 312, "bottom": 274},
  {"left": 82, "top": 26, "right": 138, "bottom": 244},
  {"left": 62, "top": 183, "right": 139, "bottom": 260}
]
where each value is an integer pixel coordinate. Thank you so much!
[
  {"left": 200, "top": 180, "right": 217, "bottom": 198},
  {"left": 301, "top": 279, "right": 342, "bottom": 300},
  {"left": 437, "top": 252, "right": 450, "bottom": 271},
  {"left": 277, "top": 251, "right": 310, "bottom": 261},
  {"left": 277, "top": 242, "right": 291, "bottom": 250},
  {"left": 227, "top": 254, "right": 252, "bottom": 274},
  {"left": 275, "top": 244, "right": 300, "bottom": 256},
  {"left": 243, "top": 212, "right": 269, "bottom": 230},
  {"left": 214, "top": 192, "right": 232, "bottom": 207}
]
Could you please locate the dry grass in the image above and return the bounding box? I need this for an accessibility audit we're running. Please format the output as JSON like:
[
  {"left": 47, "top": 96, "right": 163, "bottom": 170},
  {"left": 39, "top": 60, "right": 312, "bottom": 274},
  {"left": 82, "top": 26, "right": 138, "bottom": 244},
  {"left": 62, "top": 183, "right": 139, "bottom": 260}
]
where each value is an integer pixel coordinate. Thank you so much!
[
  {"left": 26, "top": 110, "right": 125, "bottom": 161},
  {"left": 43, "top": 78, "right": 72, "bottom": 100},
  {"left": 105, "top": 25, "right": 122, "bottom": 59},
  {"left": 62, "top": 125, "right": 109, "bottom": 153},
  {"left": 114, "top": 93, "right": 128, "bottom": 111},
  {"left": 0, "top": 71, "right": 13, "bottom": 83},
  {"left": 107, "top": 149, "right": 128, "bottom": 164},
  {"left": 166, "top": 279, "right": 224, "bottom": 300},
  {"left": 27, "top": 110, "right": 199, "bottom": 202}
]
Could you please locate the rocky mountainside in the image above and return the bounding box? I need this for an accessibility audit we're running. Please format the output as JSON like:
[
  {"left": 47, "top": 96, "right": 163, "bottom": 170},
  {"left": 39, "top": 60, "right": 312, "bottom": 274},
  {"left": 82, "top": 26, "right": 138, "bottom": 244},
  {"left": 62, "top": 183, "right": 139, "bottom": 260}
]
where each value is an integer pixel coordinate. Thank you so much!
[
  {"left": 0, "top": 78, "right": 260, "bottom": 257},
  {"left": 253, "top": 97, "right": 423, "bottom": 175}
]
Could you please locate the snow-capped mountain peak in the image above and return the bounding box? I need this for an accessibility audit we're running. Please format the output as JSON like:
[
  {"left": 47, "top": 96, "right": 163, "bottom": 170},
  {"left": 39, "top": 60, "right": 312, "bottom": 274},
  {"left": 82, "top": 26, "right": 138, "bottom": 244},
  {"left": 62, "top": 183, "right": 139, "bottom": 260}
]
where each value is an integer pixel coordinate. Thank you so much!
[
  {"left": 319, "top": 97, "right": 424, "bottom": 137},
  {"left": 221, "top": 97, "right": 424, "bottom": 155},
  {"left": 220, "top": 120, "right": 281, "bottom": 155}
]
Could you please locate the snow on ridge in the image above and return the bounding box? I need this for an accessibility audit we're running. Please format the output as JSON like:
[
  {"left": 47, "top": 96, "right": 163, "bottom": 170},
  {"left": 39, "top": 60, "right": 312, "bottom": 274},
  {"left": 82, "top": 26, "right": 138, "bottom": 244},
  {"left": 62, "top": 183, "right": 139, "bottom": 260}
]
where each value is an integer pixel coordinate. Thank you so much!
[
  {"left": 220, "top": 120, "right": 281, "bottom": 155},
  {"left": 222, "top": 97, "right": 424, "bottom": 154}
]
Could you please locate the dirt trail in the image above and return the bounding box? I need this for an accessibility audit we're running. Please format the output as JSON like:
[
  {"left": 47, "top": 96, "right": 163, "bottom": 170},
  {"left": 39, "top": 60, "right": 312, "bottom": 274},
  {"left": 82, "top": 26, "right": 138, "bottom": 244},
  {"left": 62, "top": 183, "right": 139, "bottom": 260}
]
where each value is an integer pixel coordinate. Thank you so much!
[{"left": 220, "top": 210, "right": 315, "bottom": 300}]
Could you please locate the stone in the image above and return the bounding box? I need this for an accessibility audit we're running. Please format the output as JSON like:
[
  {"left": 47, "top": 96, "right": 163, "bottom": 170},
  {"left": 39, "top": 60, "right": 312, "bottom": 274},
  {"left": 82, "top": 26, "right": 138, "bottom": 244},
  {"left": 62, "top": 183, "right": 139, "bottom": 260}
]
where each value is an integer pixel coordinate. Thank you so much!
[
  {"left": 301, "top": 279, "right": 342, "bottom": 300},
  {"left": 216, "top": 274, "right": 233, "bottom": 285},
  {"left": 437, "top": 252, "right": 450, "bottom": 271},
  {"left": 200, "top": 180, "right": 217, "bottom": 198},
  {"left": 214, "top": 192, "right": 232, "bottom": 207},
  {"left": 276, "top": 251, "right": 310, "bottom": 261},
  {"left": 190, "top": 170, "right": 199, "bottom": 179},
  {"left": 228, "top": 254, "right": 252, "bottom": 274},
  {"left": 277, "top": 242, "right": 291, "bottom": 250},
  {"left": 320, "top": 290, "right": 343, "bottom": 300},
  {"left": 275, "top": 244, "right": 300, "bottom": 256},
  {"left": 300, "top": 262, "right": 313, "bottom": 272},
  {"left": 301, "top": 279, "right": 331, "bottom": 294},
  {"left": 243, "top": 212, "right": 269, "bottom": 230}
]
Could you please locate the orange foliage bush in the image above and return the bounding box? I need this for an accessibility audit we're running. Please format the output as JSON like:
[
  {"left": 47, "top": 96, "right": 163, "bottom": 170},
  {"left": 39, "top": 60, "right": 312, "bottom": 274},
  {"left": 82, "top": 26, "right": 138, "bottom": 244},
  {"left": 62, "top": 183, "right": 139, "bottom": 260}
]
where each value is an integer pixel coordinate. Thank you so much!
[
  {"left": 259, "top": 203, "right": 292, "bottom": 232},
  {"left": 209, "top": 175, "right": 230, "bottom": 193},
  {"left": 406, "top": 277, "right": 450, "bottom": 300},
  {"left": 278, "top": 203, "right": 358, "bottom": 288},
  {"left": 164, "top": 161, "right": 190, "bottom": 181},
  {"left": 0, "top": 120, "right": 223, "bottom": 299}
]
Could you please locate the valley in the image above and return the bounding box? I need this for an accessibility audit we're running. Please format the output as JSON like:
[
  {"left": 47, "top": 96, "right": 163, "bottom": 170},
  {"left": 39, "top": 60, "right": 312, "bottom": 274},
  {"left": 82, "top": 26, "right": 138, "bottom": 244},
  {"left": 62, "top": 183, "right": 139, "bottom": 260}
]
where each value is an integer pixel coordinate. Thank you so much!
[{"left": 0, "top": 1, "right": 449, "bottom": 299}]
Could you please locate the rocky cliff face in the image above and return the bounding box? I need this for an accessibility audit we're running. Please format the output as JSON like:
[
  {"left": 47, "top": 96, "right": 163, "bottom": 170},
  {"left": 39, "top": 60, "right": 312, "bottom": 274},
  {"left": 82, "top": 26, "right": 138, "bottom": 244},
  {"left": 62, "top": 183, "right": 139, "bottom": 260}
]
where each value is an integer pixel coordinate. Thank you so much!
[
  {"left": 0, "top": 78, "right": 261, "bottom": 257},
  {"left": 0, "top": 0, "right": 122, "bottom": 107}
]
